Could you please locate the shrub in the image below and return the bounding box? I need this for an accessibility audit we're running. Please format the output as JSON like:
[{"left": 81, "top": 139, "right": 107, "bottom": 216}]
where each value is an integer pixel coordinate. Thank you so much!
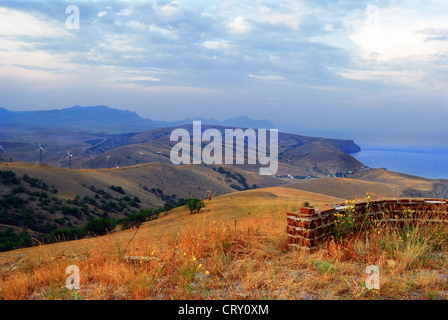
[
  {"left": 184, "top": 198, "right": 205, "bottom": 214},
  {"left": 46, "top": 228, "right": 85, "bottom": 243},
  {"left": 11, "top": 186, "right": 26, "bottom": 194},
  {"left": 83, "top": 218, "right": 116, "bottom": 236},
  {"left": 109, "top": 185, "right": 125, "bottom": 194},
  {"left": 0, "top": 228, "right": 32, "bottom": 252}
]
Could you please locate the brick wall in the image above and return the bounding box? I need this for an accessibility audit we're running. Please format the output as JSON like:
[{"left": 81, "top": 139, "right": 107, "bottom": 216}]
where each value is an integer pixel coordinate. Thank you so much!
[{"left": 287, "top": 198, "right": 448, "bottom": 251}]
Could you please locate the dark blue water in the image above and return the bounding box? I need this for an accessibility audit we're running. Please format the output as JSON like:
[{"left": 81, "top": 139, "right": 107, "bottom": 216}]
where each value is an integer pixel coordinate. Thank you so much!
[{"left": 353, "top": 147, "right": 448, "bottom": 180}]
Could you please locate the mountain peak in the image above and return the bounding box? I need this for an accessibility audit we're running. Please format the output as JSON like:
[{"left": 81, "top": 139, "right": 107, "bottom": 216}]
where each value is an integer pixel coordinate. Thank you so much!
[{"left": 1, "top": 105, "right": 276, "bottom": 134}]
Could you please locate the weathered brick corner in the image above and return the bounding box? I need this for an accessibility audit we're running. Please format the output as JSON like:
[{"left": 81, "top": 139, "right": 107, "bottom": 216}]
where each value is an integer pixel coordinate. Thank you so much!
[{"left": 287, "top": 198, "right": 448, "bottom": 251}]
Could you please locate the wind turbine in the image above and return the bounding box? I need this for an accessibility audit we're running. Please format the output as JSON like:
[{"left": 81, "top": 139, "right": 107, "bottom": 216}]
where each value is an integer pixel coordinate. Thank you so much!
[
  {"left": 106, "top": 155, "right": 111, "bottom": 168},
  {"left": 125, "top": 154, "right": 131, "bottom": 167},
  {"left": 0, "top": 145, "right": 5, "bottom": 159},
  {"left": 156, "top": 152, "right": 162, "bottom": 162},
  {"left": 38, "top": 142, "right": 46, "bottom": 165},
  {"left": 65, "top": 150, "right": 73, "bottom": 168},
  {"left": 89, "top": 155, "right": 94, "bottom": 169},
  {"left": 138, "top": 151, "right": 144, "bottom": 164}
]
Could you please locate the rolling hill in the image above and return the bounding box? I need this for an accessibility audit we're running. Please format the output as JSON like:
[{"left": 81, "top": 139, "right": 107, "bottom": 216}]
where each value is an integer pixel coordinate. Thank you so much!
[
  {"left": 0, "top": 161, "right": 285, "bottom": 237},
  {"left": 284, "top": 169, "right": 448, "bottom": 200},
  {"left": 0, "top": 106, "right": 363, "bottom": 178},
  {"left": 0, "top": 185, "right": 343, "bottom": 264},
  {"left": 1, "top": 176, "right": 447, "bottom": 301},
  {"left": 71, "top": 124, "right": 363, "bottom": 177}
]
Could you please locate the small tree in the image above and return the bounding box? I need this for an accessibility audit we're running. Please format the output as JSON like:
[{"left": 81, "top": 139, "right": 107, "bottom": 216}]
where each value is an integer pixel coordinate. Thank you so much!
[
  {"left": 83, "top": 218, "right": 115, "bottom": 236},
  {"left": 163, "top": 203, "right": 174, "bottom": 212},
  {"left": 184, "top": 198, "right": 205, "bottom": 214}
]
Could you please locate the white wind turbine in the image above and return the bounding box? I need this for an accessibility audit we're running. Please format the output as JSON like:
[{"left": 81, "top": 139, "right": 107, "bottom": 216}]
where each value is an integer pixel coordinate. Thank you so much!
[
  {"left": 138, "top": 151, "right": 144, "bottom": 164},
  {"left": 106, "top": 155, "right": 111, "bottom": 168},
  {"left": 65, "top": 150, "right": 73, "bottom": 168},
  {"left": 38, "top": 142, "right": 46, "bottom": 164},
  {"left": 89, "top": 155, "right": 94, "bottom": 169},
  {"left": 0, "top": 145, "right": 5, "bottom": 159}
]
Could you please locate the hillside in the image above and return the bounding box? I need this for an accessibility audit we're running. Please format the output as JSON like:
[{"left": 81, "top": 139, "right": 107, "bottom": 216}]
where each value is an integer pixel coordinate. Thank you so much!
[
  {"left": 284, "top": 168, "right": 448, "bottom": 199},
  {"left": 1, "top": 184, "right": 447, "bottom": 301},
  {"left": 0, "top": 106, "right": 363, "bottom": 178},
  {"left": 0, "top": 186, "right": 342, "bottom": 264},
  {"left": 0, "top": 161, "right": 285, "bottom": 240},
  {"left": 73, "top": 124, "right": 362, "bottom": 177},
  {"left": 356, "top": 169, "right": 448, "bottom": 198}
]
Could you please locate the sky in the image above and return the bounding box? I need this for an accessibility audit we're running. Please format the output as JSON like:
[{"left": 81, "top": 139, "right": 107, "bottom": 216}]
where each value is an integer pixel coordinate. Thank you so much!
[{"left": 0, "top": 0, "right": 447, "bottom": 147}]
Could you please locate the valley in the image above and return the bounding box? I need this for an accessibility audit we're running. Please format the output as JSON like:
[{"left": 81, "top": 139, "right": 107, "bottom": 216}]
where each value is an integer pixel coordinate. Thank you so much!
[{"left": 1, "top": 106, "right": 447, "bottom": 301}]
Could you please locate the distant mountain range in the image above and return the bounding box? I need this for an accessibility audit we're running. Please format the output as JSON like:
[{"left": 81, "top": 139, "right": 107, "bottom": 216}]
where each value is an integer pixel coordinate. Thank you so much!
[
  {"left": 0, "top": 104, "right": 364, "bottom": 177},
  {"left": 0, "top": 105, "right": 276, "bottom": 134}
]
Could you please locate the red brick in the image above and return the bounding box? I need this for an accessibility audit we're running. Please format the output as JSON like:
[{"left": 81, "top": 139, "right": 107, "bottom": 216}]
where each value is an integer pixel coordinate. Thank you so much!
[
  {"left": 287, "top": 218, "right": 295, "bottom": 226},
  {"left": 302, "top": 220, "right": 311, "bottom": 228},
  {"left": 287, "top": 212, "right": 299, "bottom": 218},
  {"left": 319, "top": 207, "right": 335, "bottom": 215},
  {"left": 301, "top": 207, "right": 315, "bottom": 215},
  {"left": 310, "top": 218, "right": 322, "bottom": 228}
]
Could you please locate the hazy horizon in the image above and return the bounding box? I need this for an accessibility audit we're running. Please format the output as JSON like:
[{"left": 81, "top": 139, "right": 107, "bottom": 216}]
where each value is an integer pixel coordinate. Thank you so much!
[{"left": 1, "top": 1, "right": 447, "bottom": 147}]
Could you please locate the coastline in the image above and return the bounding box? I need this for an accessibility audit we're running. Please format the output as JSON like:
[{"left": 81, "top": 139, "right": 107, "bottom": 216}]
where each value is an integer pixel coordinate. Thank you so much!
[{"left": 353, "top": 146, "right": 448, "bottom": 180}]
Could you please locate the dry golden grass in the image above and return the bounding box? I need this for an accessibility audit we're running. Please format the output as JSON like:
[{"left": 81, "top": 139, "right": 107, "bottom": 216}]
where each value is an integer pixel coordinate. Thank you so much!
[
  {"left": 285, "top": 177, "right": 401, "bottom": 200},
  {"left": 0, "top": 188, "right": 447, "bottom": 300}
]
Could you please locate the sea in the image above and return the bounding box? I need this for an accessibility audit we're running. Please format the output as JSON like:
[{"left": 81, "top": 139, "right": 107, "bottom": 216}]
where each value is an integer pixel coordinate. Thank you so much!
[{"left": 352, "top": 146, "right": 448, "bottom": 180}]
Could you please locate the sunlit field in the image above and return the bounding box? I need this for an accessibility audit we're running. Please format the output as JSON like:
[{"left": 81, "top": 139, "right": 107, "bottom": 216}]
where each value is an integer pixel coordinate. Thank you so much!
[{"left": 1, "top": 188, "right": 447, "bottom": 300}]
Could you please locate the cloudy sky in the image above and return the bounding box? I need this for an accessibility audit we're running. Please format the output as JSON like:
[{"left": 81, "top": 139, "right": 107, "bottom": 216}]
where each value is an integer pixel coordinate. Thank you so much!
[{"left": 0, "top": 0, "right": 447, "bottom": 147}]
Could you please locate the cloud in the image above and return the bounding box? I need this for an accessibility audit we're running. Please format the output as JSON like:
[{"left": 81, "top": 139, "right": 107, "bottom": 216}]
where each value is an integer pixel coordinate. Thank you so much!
[
  {"left": 349, "top": 7, "right": 448, "bottom": 62},
  {"left": 148, "top": 24, "right": 178, "bottom": 39},
  {"left": 0, "top": 6, "right": 69, "bottom": 38},
  {"left": 248, "top": 73, "right": 285, "bottom": 82},
  {"left": 0, "top": 1, "right": 447, "bottom": 146},
  {"left": 201, "top": 40, "right": 230, "bottom": 49},
  {"left": 153, "top": 1, "right": 184, "bottom": 20},
  {"left": 228, "top": 16, "right": 251, "bottom": 34}
]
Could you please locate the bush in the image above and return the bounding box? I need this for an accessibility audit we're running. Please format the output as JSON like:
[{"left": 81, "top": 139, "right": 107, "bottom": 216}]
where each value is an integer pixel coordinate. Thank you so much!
[
  {"left": 1, "top": 194, "right": 24, "bottom": 209},
  {"left": 0, "top": 171, "right": 19, "bottom": 185},
  {"left": 184, "top": 198, "right": 205, "bottom": 214},
  {"left": 46, "top": 228, "right": 85, "bottom": 243},
  {"left": 127, "top": 211, "right": 148, "bottom": 224},
  {"left": 83, "top": 218, "right": 116, "bottom": 236},
  {"left": 0, "top": 228, "right": 32, "bottom": 252},
  {"left": 11, "top": 186, "right": 26, "bottom": 194},
  {"left": 61, "top": 206, "right": 81, "bottom": 218},
  {"left": 164, "top": 203, "right": 174, "bottom": 212},
  {"left": 109, "top": 185, "right": 125, "bottom": 194}
]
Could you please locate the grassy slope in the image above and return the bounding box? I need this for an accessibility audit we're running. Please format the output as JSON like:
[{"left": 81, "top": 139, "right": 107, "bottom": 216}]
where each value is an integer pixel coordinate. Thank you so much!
[
  {"left": 1, "top": 165, "right": 447, "bottom": 300},
  {"left": 0, "top": 161, "right": 241, "bottom": 233},
  {"left": 0, "top": 161, "right": 285, "bottom": 203},
  {"left": 0, "top": 186, "right": 339, "bottom": 264},
  {"left": 284, "top": 177, "right": 401, "bottom": 199},
  {"left": 0, "top": 162, "right": 266, "bottom": 228},
  {"left": 283, "top": 169, "right": 448, "bottom": 200},
  {"left": 356, "top": 169, "right": 444, "bottom": 191},
  {"left": 1, "top": 185, "right": 447, "bottom": 300}
]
